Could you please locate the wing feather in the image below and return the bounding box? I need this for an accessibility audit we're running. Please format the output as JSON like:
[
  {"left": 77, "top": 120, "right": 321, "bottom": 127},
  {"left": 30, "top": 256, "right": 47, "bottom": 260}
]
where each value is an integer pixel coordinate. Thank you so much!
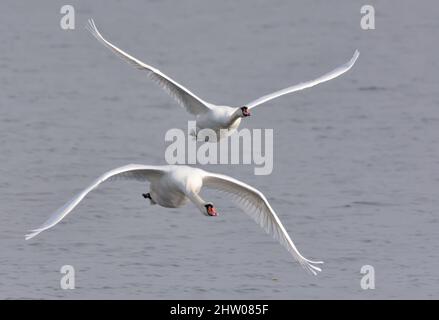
[
  {"left": 86, "top": 19, "right": 212, "bottom": 115},
  {"left": 246, "top": 50, "right": 359, "bottom": 109},
  {"left": 202, "top": 172, "right": 323, "bottom": 275},
  {"left": 25, "top": 164, "right": 166, "bottom": 240}
]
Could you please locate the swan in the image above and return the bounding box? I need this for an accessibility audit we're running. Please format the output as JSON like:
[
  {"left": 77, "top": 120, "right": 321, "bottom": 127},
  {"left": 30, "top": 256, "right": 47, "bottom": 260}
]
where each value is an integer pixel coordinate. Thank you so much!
[
  {"left": 25, "top": 164, "right": 323, "bottom": 275},
  {"left": 86, "top": 19, "right": 359, "bottom": 141}
]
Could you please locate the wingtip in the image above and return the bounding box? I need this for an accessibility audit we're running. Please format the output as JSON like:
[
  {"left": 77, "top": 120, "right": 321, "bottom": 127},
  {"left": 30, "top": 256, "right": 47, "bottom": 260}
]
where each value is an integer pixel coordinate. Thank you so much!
[
  {"left": 25, "top": 230, "right": 41, "bottom": 241},
  {"left": 85, "top": 18, "right": 98, "bottom": 35},
  {"left": 352, "top": 50, "right": 360, "bottom": 62},
  {"left": 306, "top": 265, "right": 322, "bottom": 276},
  {"left": 87, "top": 18, "right": 95, "bottom": 27},
  {"left": 300, "top": 259, "right": 324, "bottom": 275}
]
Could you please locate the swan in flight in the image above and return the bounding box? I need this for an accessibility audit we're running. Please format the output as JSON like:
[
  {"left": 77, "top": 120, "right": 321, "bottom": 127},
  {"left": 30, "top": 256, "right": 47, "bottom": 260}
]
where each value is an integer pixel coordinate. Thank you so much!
[
  {"left": 25, "top": 164, "right": 323, "bottom": 275},
  {"left": 86, "top": 19, "right": 359, "bottom": 140}
]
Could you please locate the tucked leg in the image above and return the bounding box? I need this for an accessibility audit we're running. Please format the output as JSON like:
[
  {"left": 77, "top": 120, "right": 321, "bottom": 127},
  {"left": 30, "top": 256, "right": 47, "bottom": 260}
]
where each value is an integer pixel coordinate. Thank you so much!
[{"left": 142, "top": 193, "right": 151, "bottom": 199}]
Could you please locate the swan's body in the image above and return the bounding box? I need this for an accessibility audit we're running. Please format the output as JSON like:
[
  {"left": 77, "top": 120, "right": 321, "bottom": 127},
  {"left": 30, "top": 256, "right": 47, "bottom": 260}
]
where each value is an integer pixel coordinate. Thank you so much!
[
  {"left": 196, "top": 106, "right": 242, "bottom": 140},
  {"left": 148, "top": 165, "right": 201, "bottom": 208},
  {"left": 25, "top": 164, "right": 323, "bottom": 275},
  {"left": 86, "top": 19, "right": 359, "bottom": 140}
]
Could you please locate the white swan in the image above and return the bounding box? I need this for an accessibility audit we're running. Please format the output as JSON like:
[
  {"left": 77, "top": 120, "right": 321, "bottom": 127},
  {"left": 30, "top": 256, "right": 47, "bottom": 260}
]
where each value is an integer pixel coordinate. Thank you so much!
[
  {"left": 25, "top": 164, "right": 323, "bottom": 275},
  {"left": 86, "top": 19, "right": 359, "bottom": 140}
]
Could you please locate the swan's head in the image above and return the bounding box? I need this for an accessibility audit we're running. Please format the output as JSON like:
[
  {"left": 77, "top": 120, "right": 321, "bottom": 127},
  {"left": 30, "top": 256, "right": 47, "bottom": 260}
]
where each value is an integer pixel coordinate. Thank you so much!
[
  {"left": 240, "top": 106, "right": 251, "bottom": 117},
  {"left": 204, "top": 203, "right": 217, "bottom": 216}
]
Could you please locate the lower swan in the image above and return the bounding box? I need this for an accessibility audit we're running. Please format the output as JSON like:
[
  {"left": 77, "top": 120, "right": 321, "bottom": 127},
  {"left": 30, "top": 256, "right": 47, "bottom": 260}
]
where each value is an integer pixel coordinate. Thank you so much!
[{"left": 25, "top": 164, "right": 323, "bottom": 274}]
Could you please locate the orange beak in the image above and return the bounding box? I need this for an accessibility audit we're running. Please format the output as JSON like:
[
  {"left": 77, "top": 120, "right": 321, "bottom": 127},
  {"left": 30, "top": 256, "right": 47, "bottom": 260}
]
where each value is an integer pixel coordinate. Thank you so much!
[{"left": 207, "top": 206, "right": 217, "bottom": 216}]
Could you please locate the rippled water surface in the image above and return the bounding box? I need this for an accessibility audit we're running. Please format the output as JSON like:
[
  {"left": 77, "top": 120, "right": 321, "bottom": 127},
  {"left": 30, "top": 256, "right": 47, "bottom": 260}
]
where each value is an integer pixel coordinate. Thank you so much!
[{"left": 1, "top": 0, "right": 438, "bottom": 299}]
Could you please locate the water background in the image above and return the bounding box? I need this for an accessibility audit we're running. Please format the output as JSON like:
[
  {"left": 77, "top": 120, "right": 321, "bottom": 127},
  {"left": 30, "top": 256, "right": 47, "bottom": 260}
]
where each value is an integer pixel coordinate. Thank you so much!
[{"left": 1, "top": 0, "right": 438, "bottom": 299}]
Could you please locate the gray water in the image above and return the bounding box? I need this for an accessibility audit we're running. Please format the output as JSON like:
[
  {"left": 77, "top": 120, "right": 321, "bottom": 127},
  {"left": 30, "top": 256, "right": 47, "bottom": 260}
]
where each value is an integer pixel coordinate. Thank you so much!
[{"left": 1, "top": 0, "right": 438, "bottom": 299}]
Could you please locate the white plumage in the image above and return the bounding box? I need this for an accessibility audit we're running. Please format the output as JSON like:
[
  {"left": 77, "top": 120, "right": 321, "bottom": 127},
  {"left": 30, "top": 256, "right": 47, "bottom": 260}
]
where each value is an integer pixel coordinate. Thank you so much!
[
  {"left": 25, "top": 164, "right": 323, "bottom": 275},
  {"left": 86, "top": 19, "right": 359, "bottom": 140}
]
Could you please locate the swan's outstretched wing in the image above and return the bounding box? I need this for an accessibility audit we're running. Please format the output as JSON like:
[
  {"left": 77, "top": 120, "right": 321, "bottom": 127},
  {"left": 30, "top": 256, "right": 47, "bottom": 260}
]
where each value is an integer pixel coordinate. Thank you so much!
[
  {"left": 25, "top": 164, "right": 166, "bottom": 240},
  {"left": 86, "top": 19, "right": 213, "bottom": 115},
  {"left": 245, "top": 50, "right": 359, "bottom": 109},
  {"left": 202, "top": 172, "right": 323, "bottom": 275}
]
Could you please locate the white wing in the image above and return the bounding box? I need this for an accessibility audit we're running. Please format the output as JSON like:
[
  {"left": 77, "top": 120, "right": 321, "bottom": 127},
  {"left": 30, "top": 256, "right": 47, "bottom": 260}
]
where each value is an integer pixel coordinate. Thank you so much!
[
  {"left": 246, "top": 50, "right": 359, "bottom": 109},
  {"left": 202, "top": 172, "right": 323, "bottom": 275},
  {"left": 86, "top": 19, "right": 213, "bottom": 115},
  {"left": 25, "top": 164, "right": 166, "bottom": 240}
]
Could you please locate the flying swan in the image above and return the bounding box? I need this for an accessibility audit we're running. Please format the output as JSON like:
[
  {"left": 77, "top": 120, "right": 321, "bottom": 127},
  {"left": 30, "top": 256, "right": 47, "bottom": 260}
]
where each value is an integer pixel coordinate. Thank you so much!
[
  {"left": 25, "top": 164, "right": 323, "bottom": 275},
  {"left": 86, "top": 19, "right": 359, "bottom": 140}
]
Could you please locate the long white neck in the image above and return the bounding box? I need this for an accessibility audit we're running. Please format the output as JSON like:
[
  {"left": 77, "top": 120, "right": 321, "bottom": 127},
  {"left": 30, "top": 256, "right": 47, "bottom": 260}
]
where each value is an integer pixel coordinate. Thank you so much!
[
  {"left": 186, "top": 192, "right": 207, "bottom": 215},
  {"left": 229, "top": 108, "right": 243, "bottom": 123}
]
